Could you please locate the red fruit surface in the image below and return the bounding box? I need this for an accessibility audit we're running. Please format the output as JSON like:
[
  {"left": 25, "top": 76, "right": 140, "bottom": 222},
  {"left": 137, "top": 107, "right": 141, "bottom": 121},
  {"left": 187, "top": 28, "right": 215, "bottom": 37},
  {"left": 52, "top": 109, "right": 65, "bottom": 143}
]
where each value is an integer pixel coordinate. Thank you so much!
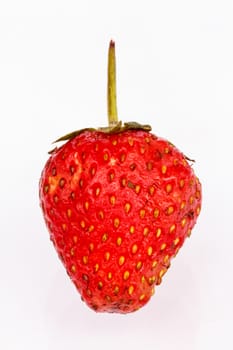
[{"left": 39, "top": 129, "right": 201, "bottom": 313}]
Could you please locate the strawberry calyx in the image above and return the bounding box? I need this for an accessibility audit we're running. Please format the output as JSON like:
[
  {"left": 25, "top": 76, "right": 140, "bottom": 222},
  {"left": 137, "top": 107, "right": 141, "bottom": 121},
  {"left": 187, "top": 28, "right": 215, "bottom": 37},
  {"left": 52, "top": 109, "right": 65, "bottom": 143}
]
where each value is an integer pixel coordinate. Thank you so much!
[{"left": 53, "top": 121, "right": 152, "bottom": 143}]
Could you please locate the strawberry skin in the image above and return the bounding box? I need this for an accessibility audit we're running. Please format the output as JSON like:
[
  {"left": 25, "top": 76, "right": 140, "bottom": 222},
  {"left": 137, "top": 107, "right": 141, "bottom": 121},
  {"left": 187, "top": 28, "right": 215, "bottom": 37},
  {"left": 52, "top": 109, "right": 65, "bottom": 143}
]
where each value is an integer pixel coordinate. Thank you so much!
[{"left": 39, "top": 129, "right": 201, "bottom": 313}]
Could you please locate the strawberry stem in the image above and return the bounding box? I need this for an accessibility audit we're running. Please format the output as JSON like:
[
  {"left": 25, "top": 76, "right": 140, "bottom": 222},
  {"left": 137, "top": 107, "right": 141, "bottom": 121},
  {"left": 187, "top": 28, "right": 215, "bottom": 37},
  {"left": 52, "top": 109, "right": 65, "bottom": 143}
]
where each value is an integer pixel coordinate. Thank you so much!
[
  {"left": 108, "top": 40, "right": 118, "bottom": 126},
  {"left": 52, "top": 41, "right": 152, "bottom": 146}
]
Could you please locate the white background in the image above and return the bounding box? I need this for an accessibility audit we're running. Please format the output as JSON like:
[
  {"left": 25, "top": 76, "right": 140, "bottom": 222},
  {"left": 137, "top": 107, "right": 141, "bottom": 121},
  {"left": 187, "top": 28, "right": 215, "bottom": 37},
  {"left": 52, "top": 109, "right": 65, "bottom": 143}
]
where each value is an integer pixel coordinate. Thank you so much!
[{"left": 0, "top": 1, "right": 232, "bottom": 349}]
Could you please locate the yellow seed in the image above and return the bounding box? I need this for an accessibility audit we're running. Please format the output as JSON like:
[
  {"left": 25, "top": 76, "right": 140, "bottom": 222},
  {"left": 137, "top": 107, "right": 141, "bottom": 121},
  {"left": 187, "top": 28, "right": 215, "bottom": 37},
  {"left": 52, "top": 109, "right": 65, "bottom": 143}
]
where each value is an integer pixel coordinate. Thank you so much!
[
  {"left": 135, "top": 185, "right": 141, "bottom": 194},
  {"left": 121, "top": 178, "right": 126, "bottom": 187},
  {"left": 173, "top": 237, "right": 180, "bottom": 246},
  {"left": 94, "top": 263, "right": 99, "bottom": 272},
  {"left": 143, "top": 227, "right": 149, "bottom": 236},
  {"left": 124, "top": 203, "right": 131, "bottom": 213},
  {"left": 59, "top": 178, "right": 65, "bottom": 188},
  {"left": 136, "top": 261, "right": 142, "bottom": 270},
  {"left": 132, "top": 244, "right": 138, "bottom": 254},
  {"left": 189, "top": 178, "right": 195, "bottom": 187},
  {"left": 160, "top": 243, "right": 166, "bottom": 250},
  {"left": 44, "top": 184, "right": 49, "bottom": 193},
  {"left": 82, "top": 274, "right": 89, "bottom": 282},
  {"left": 82, "top": 256, "right": 88, "bottom": 265},
  {"left": 159, "top": 269, "right": 166, "bottom": 278},
  {"left": 98, "top": 210, "right": 104, "bottom": 219},
  {"left": 130, "top": 225, "right": 135, "bottom": 234},
  {"left": 105, "top": 295, "right": 111, "bottom": 302},
  {"left": 147, "top": 246, "right": 153, "bottom": 256},
  {"left": 88, "top": 225, "right": 94, "bottom": 232},
  {"left": 179, "top": 179, "right": 185, "bottom": 188},
  {"left": 89, "top": 243, "right": 94, "bottom": 252},
  {"left": 187, "top": 228, "right": 192, "bottom": 237},
  {"left": 103, "top": 153, "right": 109, "bottom": 161},
  {"left": 105, "top": 252, "right": 110, "bottom": 261},
  {"left": 119, "top": 256, "right": 125, "bottom": 266},
  {"left": 189, "top": 196, "right": 194, "bottom": 204},
  {"left": 107, "top": 272, "right": 112, "bottom": 280},
  {"left": 84, "top": 201, "right": 89, "bottom": 210},
  {"left": 164, "top": 147, "right": 170, "bottom": 154},
  {"left": 73, "top": 235, "right": 78, "bottom": 243},
  {"left": 164, "top": 255, "right": 170, "bottom": 263},
  {"left": 161, "top": 165, "right": 167, "bottom": 174},
  {"left": 180, "top": 201, "right": 186, "bottom": 210},
  {"left": 90, "top": 166, "right": 96, "bottom": 176},
  {"left": 80, "top": 220, "right": 86, "bottom": 228},
  {"left": 156, "top": 228, "right": 162, "bottom": 238},
  {"left": 123, "top": 270, "right": 130, "bottom": 280},
  {"left": 128, "top": 285, "right": 134, "bottom": 295},
  {"left": 166, "top": 184, "right": 172, "bottom": 193},
  {"left": 71, "top": 265, "right": 76, "bottom": 273},
  {"left": 127, "top": 181, "right": 135, "bottom": 189},
  {"left": 151, "top": 287, "right": 155, "bottom": 296},
  {"left": 140, "top": 146, "right": 146, "bottom": 154},
  {"left": 102, "top": 233, "right": 108, "bottom": 242},
  {"left": 86, "top": 289, "right": 92, "bottom": 297},
  {"left": 114, "top": 286, "right": 119, "bottom": 295},
  {"left": 149, "top": 186, "right": 155, "bottom": 196},
  {"left": 120, "top": 153, "right": 126, "bottom": 162},
  {"left": 61, "top": 223, "right": 67, "bottom": 231},
  {"left": 154, "top": 208, "right": 160, "bottom": 218},
  {"left": 139, "top": 294, "right": 145, "bottom": 301},
  {"left": 112, "top": 139, "right": 118, "bottom": 146},
  {"left": 70, "top": 247, "right": 75, "bottom": 256},
  {"left": 140, "top": 209, "right": 146, "bottom": 218},
  {"left": 116, "top": 237, "right": 122, "bottom": 246},
  {"left": 98, "top": 281, "right": 103, "bottom": 289},
  {"left": 109, "top": 171, "right": 115, "bottom": 182},
  {"left": 196, "top": 206, "right": 201, "bottom": 215},
  {"left": 95, "top": 187, "right": 101, "bottom": 196},
  {"left": 67, "top": 209, "right": 72, "bottom": 218},
  {"left": 152, "top": 260, "right": 158, "bottom": 268},
  {"left": 128, "top": 137, "right": 134, "bottom": 146},
  {"left": 145, "top": 137, "right": 150, "bottom": 143},
  {"left": 167, "top": 206, "right": 174, "bottom": 215},
  {"left": 169, "top": 224, "right": 176, "bottom": 233},
  {"left": 181, "top": 218, "right": 187, "bottom": 227},
  {"left": 147, "top": 162, "right": 153, "bottom": 171},
  {"left": 109, "top": 195, "right": 116, "bottom": 205},
  {"left": 114, "top": 218, "right": 120, "bottom": 228},
  {"left": 148, "top": 276, "right": 156, "bottom": 285},
  {"left": 141, "top": 275, "right": 146, "bottom": 283}
]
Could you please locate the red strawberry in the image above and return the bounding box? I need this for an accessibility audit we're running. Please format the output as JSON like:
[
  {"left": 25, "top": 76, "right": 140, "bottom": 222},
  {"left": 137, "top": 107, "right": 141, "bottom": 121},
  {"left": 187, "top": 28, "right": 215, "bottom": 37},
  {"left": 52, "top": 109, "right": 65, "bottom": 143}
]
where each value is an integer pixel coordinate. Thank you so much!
[{"left": 39, "top": 41, "right": 202, "bottom": 313}]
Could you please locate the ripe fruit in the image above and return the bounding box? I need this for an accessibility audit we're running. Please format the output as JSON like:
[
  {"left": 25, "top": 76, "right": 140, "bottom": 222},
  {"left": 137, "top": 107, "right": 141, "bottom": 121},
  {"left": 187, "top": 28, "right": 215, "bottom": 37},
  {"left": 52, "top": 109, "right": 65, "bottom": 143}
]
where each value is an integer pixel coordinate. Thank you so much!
[{"left": 39, "top": 41, "right": 202, "bottom": 313}]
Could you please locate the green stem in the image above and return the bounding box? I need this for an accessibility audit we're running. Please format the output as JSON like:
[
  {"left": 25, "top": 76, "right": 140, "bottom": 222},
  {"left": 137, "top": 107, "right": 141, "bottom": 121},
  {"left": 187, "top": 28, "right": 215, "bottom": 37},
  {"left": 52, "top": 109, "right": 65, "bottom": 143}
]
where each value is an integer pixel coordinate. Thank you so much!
[{"left": 107, "top": 40, "right": 118, "bottom": 126}]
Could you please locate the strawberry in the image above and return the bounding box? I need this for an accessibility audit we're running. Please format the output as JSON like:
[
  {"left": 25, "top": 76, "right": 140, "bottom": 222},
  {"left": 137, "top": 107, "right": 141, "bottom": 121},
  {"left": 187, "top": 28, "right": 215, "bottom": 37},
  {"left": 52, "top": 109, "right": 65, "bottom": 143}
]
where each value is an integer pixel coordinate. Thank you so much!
[{"left": 39, "top": 41, "right": 202, "bottom": 313}]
